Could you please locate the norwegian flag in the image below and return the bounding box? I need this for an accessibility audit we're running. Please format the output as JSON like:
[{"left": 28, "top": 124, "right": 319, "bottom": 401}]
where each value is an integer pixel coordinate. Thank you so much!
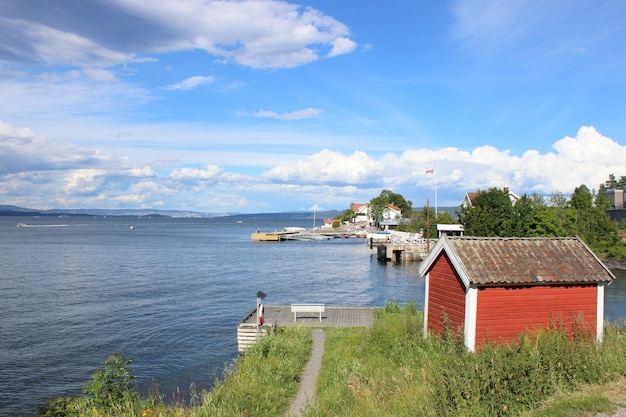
[{"left": 425, "top": 168, "right": 435, "bottom": 175}]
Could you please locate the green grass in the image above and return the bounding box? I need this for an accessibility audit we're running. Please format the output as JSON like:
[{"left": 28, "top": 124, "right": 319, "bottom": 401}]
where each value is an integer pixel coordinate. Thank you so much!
[
  {"left": 304, "top": 302, "right": 626, "bottom": 417},
  {"left": 40, "top": 305, "right": 626, "bottom": 417},
  {"left": 39, "top": 326, "right": 312, "bottom": 417},
  {"left": 200, "top": 326, "right": 311, "bottom": 416}
]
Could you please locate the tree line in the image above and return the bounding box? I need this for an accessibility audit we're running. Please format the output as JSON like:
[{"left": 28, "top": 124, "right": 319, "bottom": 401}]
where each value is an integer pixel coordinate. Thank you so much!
[
  {"left": 341, "top": 176, "right": 626, "bottom": 258},
  {"left": 457, "top": 184, "right": 626, "bottom": 258}
]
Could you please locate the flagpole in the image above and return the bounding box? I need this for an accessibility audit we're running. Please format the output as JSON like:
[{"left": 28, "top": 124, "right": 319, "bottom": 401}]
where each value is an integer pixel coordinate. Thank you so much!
[{"left": 434, "top": 167, "right": 438, "bottom": 219}]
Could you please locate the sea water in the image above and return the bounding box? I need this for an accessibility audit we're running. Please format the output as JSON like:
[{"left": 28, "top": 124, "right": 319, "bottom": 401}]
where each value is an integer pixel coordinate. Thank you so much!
[
  {"left": 0, "top": 215, "right": 426, "bottom": 416},
  {"left": 2, "top": 216, "right": 625, "bottom": 416}
]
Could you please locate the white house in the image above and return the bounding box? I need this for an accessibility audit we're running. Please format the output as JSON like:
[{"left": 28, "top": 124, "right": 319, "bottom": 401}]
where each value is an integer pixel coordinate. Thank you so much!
[
  {"left": 352, "top": 203, "right": 370, "bottom": 225},
  {"left": 461, "top": 187, "right": 520, "bottom": 208},
  {"left": 352, "top": 203, "right": 402, "bottom": 227}
]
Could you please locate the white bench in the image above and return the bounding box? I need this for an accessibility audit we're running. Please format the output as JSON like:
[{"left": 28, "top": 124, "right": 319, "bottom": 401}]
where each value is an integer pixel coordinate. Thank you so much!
[{"left": 291, "top": 303, "right": 325, "bottom": 322}]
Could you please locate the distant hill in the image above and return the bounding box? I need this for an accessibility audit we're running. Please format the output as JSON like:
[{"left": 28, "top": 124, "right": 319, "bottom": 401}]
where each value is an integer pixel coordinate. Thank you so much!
[
  {"left": 0, "top": 205, "right": 344, "bottom": 220},
  {"left": 0, "top": 205, "right": 215, "bottom": 218},
  {"left": 0, "top": 205, "right": 456, "bottom": 219}
]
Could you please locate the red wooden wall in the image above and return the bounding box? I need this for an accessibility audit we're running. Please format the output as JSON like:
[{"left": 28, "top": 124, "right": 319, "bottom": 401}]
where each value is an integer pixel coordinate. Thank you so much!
[
  {"left": 475, "top": 284, "right": 598, "bottom": 346},
  {"left": 427, "top": 252, "right": 466, "bottom": 335}
]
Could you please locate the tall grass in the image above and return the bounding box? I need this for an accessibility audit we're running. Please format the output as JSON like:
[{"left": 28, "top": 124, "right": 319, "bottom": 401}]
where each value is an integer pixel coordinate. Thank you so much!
[
  {"left": 200, "top": 326, "right": 311, "bottom": 416},
  {"left": 305, "top": 302, "right": 626, "bottom": 417},
  {"left": 39, "top": 326, "right": 312, "bottom": 417},
  {"left": 40, "top": 306, "right": 626, "bottom": 417}
]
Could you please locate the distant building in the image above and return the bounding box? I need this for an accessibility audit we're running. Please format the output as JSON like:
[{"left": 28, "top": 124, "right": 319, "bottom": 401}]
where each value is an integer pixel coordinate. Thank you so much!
[
  {"left": 418, "top": 236, "right": 614, "bottom": 351},
  {"left": 352, "top": 203, "right": 402, "bottom": 229},
  {"left": 605, "top": 188, "right": 625, "bottom": 209},
  {"left": 436, "top": 224, "right": 464, "bottom": 237},
  {"left": 604, "top": 187, "right": 626, "bottom": 221},
  {"left": 352, "top": 203, "right": 370, "bottom": 225},
  {"left": 461, "top": 187, "right": 520, "bottom": 208}
]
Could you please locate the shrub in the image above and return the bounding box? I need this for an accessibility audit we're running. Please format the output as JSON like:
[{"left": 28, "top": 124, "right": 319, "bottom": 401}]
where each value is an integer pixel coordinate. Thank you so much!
[{"left": 82, "top": 353, "right": 138, "bottom": 409}]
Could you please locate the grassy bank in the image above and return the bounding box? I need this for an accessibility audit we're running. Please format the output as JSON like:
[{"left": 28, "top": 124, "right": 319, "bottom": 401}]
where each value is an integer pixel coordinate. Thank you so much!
[
  {"left": 41, "top": 303, "right": 626, "bottom": 416},
  {"left": 307, "top": 302, "right": 626, "bottom": 417},
  {"left": 40, "top": 326, "right": 312, "bottom": 417}
]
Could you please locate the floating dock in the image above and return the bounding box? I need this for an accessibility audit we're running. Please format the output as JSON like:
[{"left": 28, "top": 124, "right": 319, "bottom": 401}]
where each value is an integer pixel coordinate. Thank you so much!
[
  {"left": 251, "top": 231, "right": 285, "bottom": 241},
  {"left": 251, "top": 230, "right": 365, "bottom": 241}
]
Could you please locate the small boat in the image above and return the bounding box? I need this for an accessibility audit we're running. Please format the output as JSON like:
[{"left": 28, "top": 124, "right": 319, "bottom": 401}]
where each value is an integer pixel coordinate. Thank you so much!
[{"left": 130, "top": 225, "right": 135, "bottom": 230}]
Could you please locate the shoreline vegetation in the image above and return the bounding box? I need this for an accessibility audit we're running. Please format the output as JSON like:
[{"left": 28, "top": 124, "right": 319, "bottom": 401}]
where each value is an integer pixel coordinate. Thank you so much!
[{"left": 40, "top": 303, "right": 626, "bottom": 417}]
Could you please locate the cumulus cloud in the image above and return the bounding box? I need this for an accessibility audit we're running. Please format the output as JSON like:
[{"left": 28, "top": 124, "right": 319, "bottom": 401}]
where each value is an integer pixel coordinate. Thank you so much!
[
  {"left": 1, "top": 120, "right": 625, "bottom": 212},
  {"left": 64, "top": 169, "right": 106, "bottom": 195},
  {"left": 262, "top": 150, "right": 385, "bottom": 186},
  {"left": 253, "top": 108, "right": 323, "bottom": 120},
  {"left": 0, "top": 120, "right": 114, "bottom": 175},
  {"left": 0, "top": 0, "right": 357, "bottom": 70},
  {"left": 260, "top": 126, "right": 626, "bottom": 205},
  {"left": 170, "top": 165, "right": 223, "bottom": 182}
]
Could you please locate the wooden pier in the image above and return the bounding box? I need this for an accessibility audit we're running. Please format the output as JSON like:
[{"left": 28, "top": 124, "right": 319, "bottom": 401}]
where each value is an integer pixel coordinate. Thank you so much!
[
  {"left": 237, "top": 305, "right": 375, "bottom": 352},
  {"left": 375, "top": 242, "right": 433, "bottom": 262}
]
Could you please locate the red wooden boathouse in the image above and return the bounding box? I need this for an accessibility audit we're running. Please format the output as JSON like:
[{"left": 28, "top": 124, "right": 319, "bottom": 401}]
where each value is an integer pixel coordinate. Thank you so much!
[{"left": 418, "top": 236, "right": 615, "bottom": 350}]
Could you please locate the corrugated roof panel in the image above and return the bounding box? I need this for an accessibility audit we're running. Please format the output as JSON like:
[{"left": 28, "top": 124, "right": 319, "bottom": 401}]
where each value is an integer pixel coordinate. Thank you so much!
[{"left": 445, "top": 237, "right": 614, "bottom": 286}]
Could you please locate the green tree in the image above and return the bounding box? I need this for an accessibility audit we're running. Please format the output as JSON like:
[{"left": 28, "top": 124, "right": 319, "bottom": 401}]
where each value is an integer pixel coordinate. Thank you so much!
[
  {"left": 399, "top": 206, "right": 458, "bottom": 237},
  {"left": 459, "top": 188, "right": 514, "bottom": 237},
  {"left": 529, "top": 206, "right": 568, "bottom": 237},
  {"left": 511, "top": 194, "right": 536, "bottom": 236},
  {"left": 549, "top": 191, "right": 568, "bottom": 208},
  {"left": 369, "top": 189, "right": 412, "bottom": 225},
  {"left": 603, "top": 173, "right": 626, "bottom": 189}
]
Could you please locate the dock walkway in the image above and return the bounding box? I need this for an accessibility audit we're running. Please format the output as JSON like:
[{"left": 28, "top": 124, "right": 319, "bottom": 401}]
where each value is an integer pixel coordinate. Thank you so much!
[
  {"left": 241, "top": 305, "right": 375, "bottom": 328},
  {"left": 237, "top": 306, "right": 376, "bottom": 415}
]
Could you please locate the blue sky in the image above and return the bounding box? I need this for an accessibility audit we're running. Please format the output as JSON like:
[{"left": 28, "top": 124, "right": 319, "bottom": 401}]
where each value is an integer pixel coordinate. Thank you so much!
[{"left": 1, "top": 0, "right": 626, "bottom": 214}]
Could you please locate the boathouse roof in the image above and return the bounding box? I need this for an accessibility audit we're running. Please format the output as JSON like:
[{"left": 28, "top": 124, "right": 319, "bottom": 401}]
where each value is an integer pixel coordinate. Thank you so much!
[{"left": 419, "top": 236, "right": 615, "bottom": 287}]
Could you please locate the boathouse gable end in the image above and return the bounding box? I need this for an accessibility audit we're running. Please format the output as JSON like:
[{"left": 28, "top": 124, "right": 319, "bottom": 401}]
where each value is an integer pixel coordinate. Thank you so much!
[
  {"left": 425, "top": 251, "right": 467, "bottom": 337},
  {"left": 418, "top": 236, "right": 615, "bottom": 350}
]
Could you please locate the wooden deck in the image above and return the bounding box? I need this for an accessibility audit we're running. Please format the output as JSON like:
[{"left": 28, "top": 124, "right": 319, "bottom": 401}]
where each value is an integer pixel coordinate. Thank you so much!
[
  {"left": 237, "top": 305, "right": 376, "bottom": 351},
  {"left": 242, "top": 305, "right": 376, "bottom": 328}
]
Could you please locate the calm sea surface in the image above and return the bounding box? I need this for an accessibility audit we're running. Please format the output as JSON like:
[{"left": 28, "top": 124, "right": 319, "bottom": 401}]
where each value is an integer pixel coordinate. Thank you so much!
[{"left": 1, "top": 216, "right": 625, "bottom": 416}]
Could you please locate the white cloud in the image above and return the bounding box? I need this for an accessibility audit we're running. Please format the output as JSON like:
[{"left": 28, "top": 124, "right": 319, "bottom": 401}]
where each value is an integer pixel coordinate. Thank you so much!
[
  {"left": 1, "top": 120, "right": 625, "bottom": 212},
  {"left": 0, "top": 120, "right": 115, "bottom": 174},
  {"left": 125, "top": 166, "right": 158, "bottom": 178},
  {"left": 0, "top": 74, "right": 154, "bottom": 122},
  {"left": 83, "top": 68, "right": 118, "bottom": 82},
  {"left": 328, "top": 37, "right": 357, "bottom": 57},
  {"left": 253, "top": 108, "right": 323, "bottom": 120},
  {"left": 262, "top": 149, "right": 385, "bottom": 185},
  {"left": 163, "top": 75, "right": 216, "bottom": 91},
  {"left": 64, "top": 169, "right": 106, "bottom": 195},
  {"left": 0, "top": 1, "right": 357, "bottom": 70},
  {"left": 169, "top": 165, "right": 223, "bottom": 182},
  {"left": 0, "top": 17, "right": 143, "bottom": 67}
]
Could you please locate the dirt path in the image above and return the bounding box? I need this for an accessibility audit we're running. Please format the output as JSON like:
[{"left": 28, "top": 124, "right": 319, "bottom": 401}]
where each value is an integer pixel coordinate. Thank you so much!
[{"left": 287, "top": 329, "right": 326, "bottom": 416}]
